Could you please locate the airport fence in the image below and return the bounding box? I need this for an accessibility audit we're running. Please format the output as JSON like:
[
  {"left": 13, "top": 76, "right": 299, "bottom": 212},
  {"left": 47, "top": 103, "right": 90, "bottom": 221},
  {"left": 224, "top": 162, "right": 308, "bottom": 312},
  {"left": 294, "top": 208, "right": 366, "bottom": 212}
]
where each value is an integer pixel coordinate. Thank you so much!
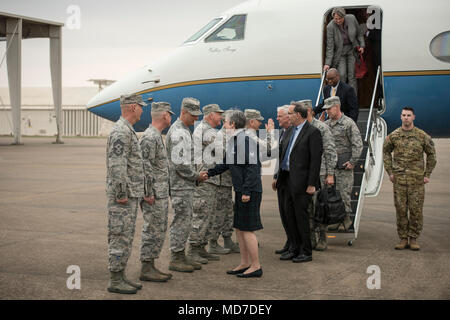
[{"left": 0, "top": 105, "right": 103, "bottom": 136}]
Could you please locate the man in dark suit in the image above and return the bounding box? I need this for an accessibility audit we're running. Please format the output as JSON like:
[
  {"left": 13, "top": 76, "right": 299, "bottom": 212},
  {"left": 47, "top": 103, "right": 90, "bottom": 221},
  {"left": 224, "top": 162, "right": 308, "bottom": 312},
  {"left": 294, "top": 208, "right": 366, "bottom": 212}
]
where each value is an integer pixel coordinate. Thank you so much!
[
  {"left": 314, "top": 68, "right": 359, "bottom": 122},
  {"left": 271, "top": 105, "right": 292, "bottom": 256},
  {"left": 276, "top": 102, "right": 323, "bottom": 263}
]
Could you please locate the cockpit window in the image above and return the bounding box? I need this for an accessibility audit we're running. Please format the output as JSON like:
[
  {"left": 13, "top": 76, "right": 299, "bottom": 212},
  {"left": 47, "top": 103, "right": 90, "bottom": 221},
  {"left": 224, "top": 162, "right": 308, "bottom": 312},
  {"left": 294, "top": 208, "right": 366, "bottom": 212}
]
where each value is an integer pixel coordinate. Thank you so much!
[
  {"left": 184, "top": 18, "right": 223, "bottom": 43},
  {"left": 205, "top": 14, "right": 247, "bottom": 42},
  {"left": 430, "top": 31, "right": 450, "bottom": 63}
]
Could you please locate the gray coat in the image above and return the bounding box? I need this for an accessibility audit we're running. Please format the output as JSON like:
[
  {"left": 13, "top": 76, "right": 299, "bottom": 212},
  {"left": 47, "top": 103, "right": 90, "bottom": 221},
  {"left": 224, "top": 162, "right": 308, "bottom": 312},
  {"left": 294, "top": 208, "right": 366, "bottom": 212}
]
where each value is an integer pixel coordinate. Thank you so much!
[{"left": 325, "top": 14, "right": 365, "bottom": 68}]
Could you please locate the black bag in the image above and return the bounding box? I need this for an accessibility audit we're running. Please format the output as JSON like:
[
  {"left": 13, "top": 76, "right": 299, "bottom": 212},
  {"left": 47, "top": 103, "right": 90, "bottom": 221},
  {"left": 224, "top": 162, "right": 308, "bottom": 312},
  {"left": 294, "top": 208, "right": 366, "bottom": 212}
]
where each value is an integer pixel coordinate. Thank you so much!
[{"left": 314, "top": 185, "right": 346, "bottom": 225}]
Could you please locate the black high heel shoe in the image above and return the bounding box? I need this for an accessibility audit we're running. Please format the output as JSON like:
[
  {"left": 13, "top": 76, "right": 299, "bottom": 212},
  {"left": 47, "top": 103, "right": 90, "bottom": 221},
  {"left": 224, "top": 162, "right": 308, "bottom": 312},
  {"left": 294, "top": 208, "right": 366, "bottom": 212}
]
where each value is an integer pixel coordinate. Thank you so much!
[
  {"left": 226, "top": 266, "right": 249, "bottom": 275},
  {"left": 237, "top": 268, "right": 263, "bottom": 278}
]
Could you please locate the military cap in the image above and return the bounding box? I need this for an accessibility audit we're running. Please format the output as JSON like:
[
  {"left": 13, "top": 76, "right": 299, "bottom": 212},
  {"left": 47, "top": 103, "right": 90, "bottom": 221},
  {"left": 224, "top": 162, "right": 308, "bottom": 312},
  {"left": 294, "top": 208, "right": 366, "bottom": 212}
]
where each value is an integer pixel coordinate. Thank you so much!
[
  {"left": 120, "top": 93, "right": 148, "bottom": 106},
  {"left": 244, "top": 109, "right": 264, "bottom": 121},
  {"left": 182, "top": 97, "right": 202, "bottom": 116},
  {"left": 323, "top": 96, "right": 341, "bottom": 109},
  {"left": 203, "top": 104, "right": 224, "bottom": 115},
  {"left": 298, "top": 99, "right": 313, "bottom": 108},
  {"left": 152, "top": 101, "right": 175, "bottom": 115}
]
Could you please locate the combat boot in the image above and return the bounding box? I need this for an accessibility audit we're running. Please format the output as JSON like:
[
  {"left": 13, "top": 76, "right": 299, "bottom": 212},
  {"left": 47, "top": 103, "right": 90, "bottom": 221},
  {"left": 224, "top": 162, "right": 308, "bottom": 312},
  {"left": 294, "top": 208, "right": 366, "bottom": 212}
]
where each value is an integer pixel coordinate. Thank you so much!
[
  {"left": 122, "top": 270, "right": 142, "bottom": 290},
  {"left": 183, "top": 252, "right": 202, "bottom": 270},
  {"left": 208, "top": 239, "right": 231, "bottom": 254},
  {"left": 315, "top": 229, "right": 328, "bottom": 251},
  {"left": 140, "top": 260, "right": 171, "bottom": 282},
  {"left": 338, "top": 216, "right": 353, "bottom": 232},
  {"left": 107, "top": 271, "right": 138, "bottom": 294},
  {"left": 169, "top": 250, "right": 195, "bottom": 273},
  {"left": 188, "top": 245, "right": 208, "bottom": 264},
  {"left": 198, "top": 245, "right": 220, "bottom": 261},
  {"left": 409, "top": 238, "right": 420, "bottom": 251},
  {"left": 395, "top": 238, "right": 409, "bottom": 250},
  {"left": 223, "top": 236, "right": 240, "bottom": 253}
]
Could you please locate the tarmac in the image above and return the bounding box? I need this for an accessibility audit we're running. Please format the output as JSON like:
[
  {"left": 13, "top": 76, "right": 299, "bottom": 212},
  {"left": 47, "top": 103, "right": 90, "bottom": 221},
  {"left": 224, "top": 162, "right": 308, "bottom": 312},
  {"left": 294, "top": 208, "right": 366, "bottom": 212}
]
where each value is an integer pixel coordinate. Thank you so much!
[{"left": 0, "top": 136, "right": 449, "bottom": 300}]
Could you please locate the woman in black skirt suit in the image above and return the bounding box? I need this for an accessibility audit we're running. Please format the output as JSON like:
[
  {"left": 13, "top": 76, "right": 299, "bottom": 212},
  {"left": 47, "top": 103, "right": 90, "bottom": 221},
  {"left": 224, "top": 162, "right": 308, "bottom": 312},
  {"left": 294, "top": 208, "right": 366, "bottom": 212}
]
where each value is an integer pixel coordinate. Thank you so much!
[{"left": 206, "top": 110, "right": 264, "bottom": 278}]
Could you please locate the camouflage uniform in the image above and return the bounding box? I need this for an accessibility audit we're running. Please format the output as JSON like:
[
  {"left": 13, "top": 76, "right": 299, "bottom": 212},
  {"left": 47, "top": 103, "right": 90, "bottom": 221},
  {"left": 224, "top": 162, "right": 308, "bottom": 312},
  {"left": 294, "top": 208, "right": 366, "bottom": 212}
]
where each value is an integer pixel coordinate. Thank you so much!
[
  {"left": 383, "top": 127, "right": 436, "bottom": 240},
  {"left": 106, "top": 116, "right": 145, "bottom": 272},
  {"left": 166, "top": 118, "right": 199, "bottom": 252},
  {"left": 139, "top": 124, "right": 170, "bottom": 260},
  {"left": 310, "top": 117, "right": 338, "bottom": 238},
  {"left": 244, "top": 109, "right": 276, "bottom": 162},
  {"left": 189, "top": 118, "right": 221, "bottom": 246},
  {"left": 212, "top": 127, "right": 234, "bottom": 241},
  {"left": 325, "top": 113, "right": 363, "bottom": 223}
]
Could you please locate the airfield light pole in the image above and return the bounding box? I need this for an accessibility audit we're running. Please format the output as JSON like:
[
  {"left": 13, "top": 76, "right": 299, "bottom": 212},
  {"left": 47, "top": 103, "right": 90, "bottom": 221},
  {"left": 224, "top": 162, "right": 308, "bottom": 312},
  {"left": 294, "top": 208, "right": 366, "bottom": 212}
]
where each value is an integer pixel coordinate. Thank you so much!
[{"left": 88, "top": 79, "right": 116, "bottom": 92}]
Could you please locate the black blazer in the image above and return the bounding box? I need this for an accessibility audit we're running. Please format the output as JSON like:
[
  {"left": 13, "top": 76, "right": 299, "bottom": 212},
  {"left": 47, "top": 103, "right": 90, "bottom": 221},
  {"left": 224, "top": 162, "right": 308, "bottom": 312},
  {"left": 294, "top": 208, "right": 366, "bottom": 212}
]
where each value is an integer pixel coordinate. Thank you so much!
[
  {"left": 276, "top": 121, "right": 323, "bottom": 193},
  {"left": 208, "top": 130, "right": 262, "bottom": 195},
  {"left": 314, "top": 81, "right": 359, "bottom": 122}
]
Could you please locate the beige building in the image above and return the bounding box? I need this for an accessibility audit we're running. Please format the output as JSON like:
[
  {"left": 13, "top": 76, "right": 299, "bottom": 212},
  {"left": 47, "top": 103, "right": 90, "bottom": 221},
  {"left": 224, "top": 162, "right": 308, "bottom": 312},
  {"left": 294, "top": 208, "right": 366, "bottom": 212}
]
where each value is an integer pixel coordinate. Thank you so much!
[{"left": 0, "top": 87, "right": 113, "bottom": 137}]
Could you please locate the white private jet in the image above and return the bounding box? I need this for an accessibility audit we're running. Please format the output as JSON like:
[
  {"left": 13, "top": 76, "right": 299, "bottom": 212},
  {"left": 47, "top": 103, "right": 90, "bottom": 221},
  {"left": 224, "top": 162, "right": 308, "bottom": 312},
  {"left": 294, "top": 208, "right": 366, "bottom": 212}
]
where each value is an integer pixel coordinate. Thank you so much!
[{"left": 87, "top": 0, "right": 450, "bottom": 245}]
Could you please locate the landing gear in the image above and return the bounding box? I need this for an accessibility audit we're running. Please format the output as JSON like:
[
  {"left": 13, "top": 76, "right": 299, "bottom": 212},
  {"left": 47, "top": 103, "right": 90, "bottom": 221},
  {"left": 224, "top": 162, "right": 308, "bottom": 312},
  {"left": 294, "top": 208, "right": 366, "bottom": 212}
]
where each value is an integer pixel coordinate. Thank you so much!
[{"left": 347, "top": 240, "right": 354, "bottom": 247}]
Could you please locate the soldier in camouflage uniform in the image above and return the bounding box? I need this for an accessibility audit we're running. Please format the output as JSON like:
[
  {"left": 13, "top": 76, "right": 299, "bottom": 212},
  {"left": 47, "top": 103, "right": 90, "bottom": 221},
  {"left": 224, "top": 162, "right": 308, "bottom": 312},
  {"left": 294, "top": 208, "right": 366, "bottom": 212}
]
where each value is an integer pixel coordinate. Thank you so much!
[
  {"left": 303, "top": 99, "right": 338, "bottom": 251},
  {"left": 166, "top": 97, "right": 207, "bottom": 272},
  {"left": 244, "top": 109, "right": 276, "bottom": 163},
  {"left": 210, "top": 111, "right": 240, "bottom": 254},
  {"left": 383, "top": 107, "right": 436, "bottom": 250},
  {"left": 188, "top": 104, "right": 227, "bottom": 263},
  {"left": 139, "top": 102, "right": 175, "bottom": 282},
  {"left": 324, "top": 96, "right": 363, "bottom": 232},
  {"left": 106, "top": 93, "right": 148, "bottom": 294}
]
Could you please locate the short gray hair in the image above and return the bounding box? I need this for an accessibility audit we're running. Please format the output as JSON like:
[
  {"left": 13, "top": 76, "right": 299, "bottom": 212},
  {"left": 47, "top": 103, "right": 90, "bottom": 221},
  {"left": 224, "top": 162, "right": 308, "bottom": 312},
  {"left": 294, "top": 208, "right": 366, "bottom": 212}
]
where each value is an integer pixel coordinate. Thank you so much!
[
  {"left": 228, "top": 110, "right": 246, "bottom": 129},
  {"left": 277, "top": 105, "right": 290, "bottom": 114},
  {"left": 332, "top": 7, "right": 346, "bottom": 18}
]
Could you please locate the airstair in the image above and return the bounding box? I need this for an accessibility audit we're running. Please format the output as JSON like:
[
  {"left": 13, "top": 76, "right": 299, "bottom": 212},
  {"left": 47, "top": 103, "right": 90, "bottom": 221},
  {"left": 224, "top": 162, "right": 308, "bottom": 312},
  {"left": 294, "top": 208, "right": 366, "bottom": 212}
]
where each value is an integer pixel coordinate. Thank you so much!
[{"left": 321, "top": 66, "right": 387, "bottom": 246}]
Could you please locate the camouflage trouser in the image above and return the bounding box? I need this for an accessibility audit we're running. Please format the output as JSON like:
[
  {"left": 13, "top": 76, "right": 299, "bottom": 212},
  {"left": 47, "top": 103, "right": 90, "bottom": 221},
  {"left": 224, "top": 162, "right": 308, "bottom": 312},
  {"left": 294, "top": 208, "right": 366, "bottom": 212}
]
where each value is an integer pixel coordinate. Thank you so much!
[
  {"left": 140, "top": 197, "right": 169, "bottom": 261},
  {"left": 169, "top": 190, "right": 193, "bottom": 253},
  {"left": 211, "top": 185, "right": 234, "bottom": 240},
  {"left": 189, "top": 183, "right": 219, "bottom": 246},
  {"left": 308, "top": 174, "right": 328, "bottom": 232},
  {"left": 335, "top": 169, "right": 354, "bottom": 217},
  {"left": 393, "top": 182, "right": 425, "bottom": 239},
  {"left": 107, "top": 196, "right": 139, "bottom": 272}
]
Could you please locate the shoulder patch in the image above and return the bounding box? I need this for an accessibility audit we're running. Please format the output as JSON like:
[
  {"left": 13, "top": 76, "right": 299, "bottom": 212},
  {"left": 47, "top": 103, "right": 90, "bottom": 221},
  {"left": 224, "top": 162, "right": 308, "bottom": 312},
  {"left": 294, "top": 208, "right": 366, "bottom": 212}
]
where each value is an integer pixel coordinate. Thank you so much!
[
  {"left": 142, "top": 146, "right": 150, "bottom": 159},
  {"left": 112, "top": 139, "right": 125, "bottom": 156}
]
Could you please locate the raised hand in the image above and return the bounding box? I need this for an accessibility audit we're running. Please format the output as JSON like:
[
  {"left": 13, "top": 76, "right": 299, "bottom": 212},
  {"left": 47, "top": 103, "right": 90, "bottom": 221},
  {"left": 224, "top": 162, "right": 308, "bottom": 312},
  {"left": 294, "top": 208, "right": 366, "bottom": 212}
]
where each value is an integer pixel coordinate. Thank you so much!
[{"left": 265, "top": 118, "right": 275, "bottom": 132}]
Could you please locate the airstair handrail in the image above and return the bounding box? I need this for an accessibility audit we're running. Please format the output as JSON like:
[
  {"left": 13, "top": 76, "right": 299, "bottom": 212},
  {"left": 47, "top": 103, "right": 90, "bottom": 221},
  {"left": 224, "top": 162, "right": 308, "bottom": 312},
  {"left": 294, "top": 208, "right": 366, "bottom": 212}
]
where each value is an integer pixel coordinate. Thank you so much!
[
  {"left": 315, "top": 71, "right": 327, "bottom": 107},
  {"left": 365, "top": 65, "right": 381, "bottom": 142}
]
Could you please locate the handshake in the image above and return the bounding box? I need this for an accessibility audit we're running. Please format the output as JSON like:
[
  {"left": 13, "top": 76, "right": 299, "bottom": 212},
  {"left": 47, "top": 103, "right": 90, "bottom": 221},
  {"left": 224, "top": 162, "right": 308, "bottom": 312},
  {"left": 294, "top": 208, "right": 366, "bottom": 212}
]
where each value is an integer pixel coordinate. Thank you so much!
[{"left": 197, "top": 171, "right": 209, "bottom": 183}]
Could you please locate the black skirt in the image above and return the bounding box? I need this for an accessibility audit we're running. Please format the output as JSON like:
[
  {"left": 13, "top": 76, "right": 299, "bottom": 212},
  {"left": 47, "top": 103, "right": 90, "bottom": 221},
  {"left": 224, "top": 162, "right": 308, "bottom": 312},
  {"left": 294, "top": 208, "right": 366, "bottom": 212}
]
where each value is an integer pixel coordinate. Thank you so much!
[{"left": 233, "top": 191, "right": 263, "bottom": 231}]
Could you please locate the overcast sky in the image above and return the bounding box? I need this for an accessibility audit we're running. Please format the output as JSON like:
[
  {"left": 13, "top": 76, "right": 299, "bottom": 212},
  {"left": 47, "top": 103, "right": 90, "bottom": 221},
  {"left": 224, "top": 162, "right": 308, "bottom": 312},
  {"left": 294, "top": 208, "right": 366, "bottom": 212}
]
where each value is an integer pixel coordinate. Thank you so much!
[{"left": 0, "top": 0, "right": 247, "bottom": 87}]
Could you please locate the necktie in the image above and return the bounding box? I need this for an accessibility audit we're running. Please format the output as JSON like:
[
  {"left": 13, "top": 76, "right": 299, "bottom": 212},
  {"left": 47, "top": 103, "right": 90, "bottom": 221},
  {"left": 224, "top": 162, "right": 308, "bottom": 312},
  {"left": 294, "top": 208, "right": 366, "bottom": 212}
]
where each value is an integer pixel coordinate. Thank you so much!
[
  {"left": 280, "top": 127, "right": 298, "bottom": 171},
  {"left": 279, "top": 129, "right": 285, "bottom": 143},
  {"left": 332, "top": 87, "right": 336, "bottom": 96}
]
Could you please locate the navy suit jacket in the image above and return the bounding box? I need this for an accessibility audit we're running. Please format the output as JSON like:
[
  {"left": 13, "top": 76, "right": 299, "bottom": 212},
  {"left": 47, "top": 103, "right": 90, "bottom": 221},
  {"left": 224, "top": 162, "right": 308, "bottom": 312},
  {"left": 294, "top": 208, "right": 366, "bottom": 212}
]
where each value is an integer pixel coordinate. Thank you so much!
[
  {"left": 276, "top": 121, "right": 323, "bottom": 193},
  {"left": 314, "top": 81, "right": 359, "bottom": 122}
]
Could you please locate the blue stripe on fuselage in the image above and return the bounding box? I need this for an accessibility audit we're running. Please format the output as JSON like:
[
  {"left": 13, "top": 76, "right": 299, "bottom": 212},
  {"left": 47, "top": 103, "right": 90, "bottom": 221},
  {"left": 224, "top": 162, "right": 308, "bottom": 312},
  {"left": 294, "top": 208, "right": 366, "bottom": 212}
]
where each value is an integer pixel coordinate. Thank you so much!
[
  {"left": 89, "top": 74, "right": 450, "bottom": 137},
  {"left": 383, "top": 74, "right": 450, "bottom": 137}
]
